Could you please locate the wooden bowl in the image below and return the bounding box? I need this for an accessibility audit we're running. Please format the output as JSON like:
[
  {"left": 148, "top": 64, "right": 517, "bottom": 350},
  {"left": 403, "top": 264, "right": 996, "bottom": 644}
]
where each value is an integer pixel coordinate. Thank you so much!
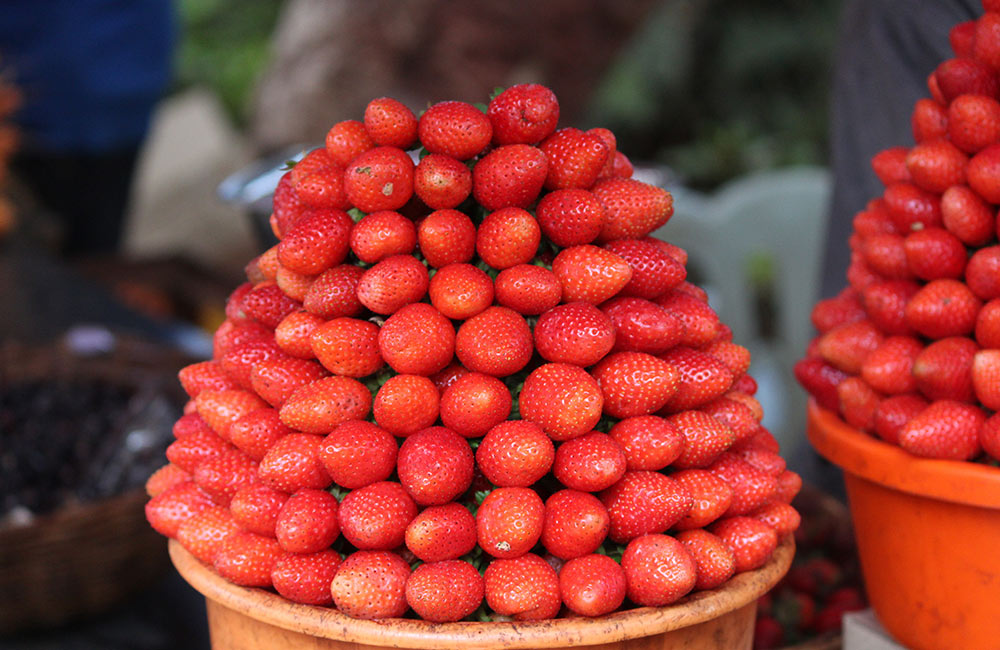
[{"left": 169, "top": 536, "right": 794, "bottom": 650}]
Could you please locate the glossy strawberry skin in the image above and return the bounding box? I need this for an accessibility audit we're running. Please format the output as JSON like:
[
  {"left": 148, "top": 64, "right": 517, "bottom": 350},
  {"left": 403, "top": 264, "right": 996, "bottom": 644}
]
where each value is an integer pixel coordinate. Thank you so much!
[
  {"left": 599, "top": 471, "right": 693, "bottom": 543},
  {"left": 418, "top": 101, "right": 492, "bottom": 160},
  {"left": 620, "top": 534, "right": 697, "bottom": 606},
  {"left": 406, "top": 560, "right": 484, "bottom": 623},
  {"left": 472, "top": 144, "right": 548, "bottom": 212},
  {"left": 330, "top": 550, "right": 411, "bottom": 620},
  {"left": 559, "top": 553, "right": 627, "bottom": 617},
  {"left": 477, "top": 487, "right": 545, "bottom": 558},
  {"left": 541, "top": 489, "right": 610, "bottom": 560},
  {"left": 484, "top": 553, "right": 561, "bottom": 620},
  {"left": 397, "top": 427, "right": 474, "bottom": 506}
]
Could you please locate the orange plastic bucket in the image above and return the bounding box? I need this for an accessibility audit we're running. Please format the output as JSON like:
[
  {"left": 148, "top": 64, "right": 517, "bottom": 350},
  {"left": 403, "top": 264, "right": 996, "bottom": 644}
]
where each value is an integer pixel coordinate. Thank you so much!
[{"left": 806, "top": 400, "right": 1000, "bottom": 650}]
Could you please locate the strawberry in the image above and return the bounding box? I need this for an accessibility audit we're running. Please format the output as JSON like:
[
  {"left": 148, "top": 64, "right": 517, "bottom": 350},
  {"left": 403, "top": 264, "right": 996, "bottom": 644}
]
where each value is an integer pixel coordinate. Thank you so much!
[
  {"left": 487, "top": 83, "right": 560, "bottom": 145},
  {"left": 405, "top": 502, "right": 478, "bottom": 562},
  {"left": 278, "top": 376, "right": 371, "bottom": 434},
  {"left": 413, "top": 153, "right": 473, "bottom": 209},
  {"left": 427, "top": 263, "right": 494, "bottom": 320},
  {"left": 552, "top": 245, "right": 632, "bottom": 304},
  {"left": 811, "top": 290, "right": 866, "bottom": 334},
  {"left": 974, "top": 11, "right": 1000, "bottom": 68},
  {"left": 145, "top": 463, "right": 189, "bottom": 498},
  {"left": 397, "top": 427, "right": 474, "bottom": 506},
  {"left": 274, "top": 488, "right": 341, "bottom": 553},
  {"left": 751, "top": 502, "right": 801, "bottom": 537},
  {"left": 325, "top": 119, "right": 374, "bottom": 167},
  {"left": 344, "top": 146, "right": 415, "bottom": 212},
  {"left": 302, "top": 264, "right": 365, "bottom": 320},
  {"left": 676, "top": 528, "right": 737, "bottom": 591},
  {"left": 871, "top": 146, "right": 911, "bottom": 186},
  {"left": 271, "top": 549, "right": 342, "bottom": 606},
  {"left": 862, "top": 232, "right": 913, "bottom": 279},
  {"left": 406, "top": 559, "right": 484, "bottom": 622},
  {"left": 293, "top": 164, "right": 350, "bottom": 211},
  {"left": 373, "top": 374, "right": 440, "bottom": 436},
  {"left": 591, "top": 351, "right": 680, "bottom": 418},
  {"left": 277, "top": 208, "right": 353, "bottom": 276},
  {"left": 320, "top": 420, "right": 397, "bottom": 489},
  {"left": 904, "top": 227, "right": 967, "bottom": 281},
  {"left": 611, "top": 151, "right": 634, "bottom": 177},
  {"left": 194, "top": 389, "right": 268, "bottom": 441},
  {"left": 672, "top": 469, "right": 734, "bottom": 531},
  {"left": 905, "top": 139, "right": 967, "bottom": 193},
  {"left": 967, "top": 143, "right": 1000, "bottom": 203},
  {"left": 904, "top": 279, "right": 982, "bottom": 338},
  {"left": 330, "top": 550, "right": 411, "bottom": 619},
  {"left": 418, "top": 101, "right": 492, "bottom": 160},
  {"left": 363, "top": 96, "right": 417, "bottom": 149},
  {"left": 253, "top": 247, "right": 280, "bottom": 282},
  {"left": 483, "top": 553, "right": 561, "bottom": 620},
  {"left": 608, "top": 415, "right": 684, "bottom": 471},
  {"left": 704, "top": 341, "right": 752, "bottom": 378},
  {"left": 940, "top": 185, "right": 996, "bottom": 247},
  {"left": 935, "top": 57, "right": 1000, "bottom": 102},
  {"left": 440, "top": 372, "right": 512, "bottom": 437},
  {"left": 604, "top": 238, "right": 686, "bottom": 299},
  {"left": 620, "top": 534, "right": 697, "bottom": 606},
  {"left": 230, "top": 482, "right": 287, "bottom": 537},
  {"left": 177, "top": 505, "right": 240, "bottom": 564},
  {"left": 430, "top": 362, "right": 472, "bottom": 394},
  {"left": 534, "top": 302, "right": 614, "bottom": 367},
  {"left": 193, "top": 447, "right": 258, "bottom": 505},
  {"left": 837, "top": 376, "right": 881, "bottom": 431},
  {"left": 214, "top": 530, "right": 283, "bottom": 587},
  {"left": 700, "top": 397, "right": 760, "bottom": 443},
  {"left": 709, "top": 516, "right": 778, "bottom": 573},
  {"left": 708, "top": 453, "right": 779, "bottom": 517},
  {"left": 860, "top": 336, "right": 923, "bottom": 395},
  {"left": 476, "top": 206, "right": 541, "bottom": 269},
  {"left": 539, "top": 127, "right": 609, "bottom": 190},
  {"left": 601, "top": 296, "right": 685, "bottom": 354},
  {"left": 966, "top": 245, "right": 1000, "bottom": 300},
  {"left": 853, "top": 199, "right": 899, "bottom": 237},
  {"left": 911, "top": 98, "right": 949, "bottom": 143},
  {"left": 178, "top": 361, "right": 239, "bottom": 399},
  {"left": 378, "top": 303, "right": 456, "bottom": 376},
  {"left": 535, "top": 188, "right": 605, "bottom": 247},
  {"left": 950, "top": 20, "right": 976, "bottom": 57},
  {"left": 656, "top": 289, "right": 722, "bottom": 347},
  {"left": 913, "top": 336, "right": 978, "bottom": 402},
  {"left": 817, "top": 319, "right": 883, "bottom": 375},
  {"left": 350, "top": 210, "right": 416, "bottom": 264},
  {"left": 477, "top": 420, "right": 555, "bottom": 487},
  {"left": 948, "top": 94, "right": 1000, "bottom": 153},
  {"left": 976, "top": 298, "right": 1000, "bottom": 347},
  {"left": 541, "top": 489, "right": 610, "bottom": 560},
  {"left": 659, "top": 346, "right": 735, "bottom": 413},
  {"left": 310, "top": 318, "right": 382, "bottom": 379},
  {"left": 274, "top": 266, "right": 314, "bottom": 303},
  {"left": 477, "top": 487, "right": 544, "bottom": 558},
  {"left": 972, "top": 349, "right": 1000, "bottom": 410},
  {"left": 172, "top": 411, "right": 214, "bottom": 439},
  {"left": 417, "top": 208, "right": 477, "bottom": 268},
  {"left": 873, "top": 393, "right": 928, "bottom": 445},
  {"left": 271, "top": 172, "right": 309, "bottom": 237},
  {"left": 257, "top": 433, "right": 332, "bottom": 492},
  {"left": 882, "top": 182, "right": 943, "bottom": 232},
  {"left": 668, "top": 409, "right": 736, "bottom": 469},
  {"left": 599, "top": 471, "right": 692, "bottom": 543},
  {"left": 861, "top": 280, "right": 920, "bottom": 336},
  {"left": 228, "top": 408, "right": 292, "bottom": 461},
  {"left": 219, "top": 337, "right": 286, "bottom": 391},
  {"left": 774, "top": 470, "right": 802, "bottom": 504},
  {"left": 338, "top": 481, "right": 417, "bottom": 550},
  {"left": 553, "top": 432, "right": 627, "bottom": 492},
  {"left": 241, "top": 282, "right": 301, "bottom": 330},
  {"left": 356, "top": 254, "right": 429, "bottom": 315},
  {"left": 981, "top": 413, "right": 1000, "bottom": 461},
  {"left": 471, "top": 144, "right": 548, "bottom": 211},
  {"left": 145, "top": 480, "right": 215, "bottom": 538},
  {"left": 455, "top": 306, "right": 533, "bottom": 377},
  {"left": 494, "top": 264, "right": 563, "bottom": 315},
  {"left": 898, "top": 400, "right": 985, "bottom": 460},
  {"left": 593, "top": 177, "right": 674, "bottom": 242},
  {"left": 559, "top": 554, "right": 627, "bottom": 617},
  {"left": 250, "top": 356, "right": 329, "bottom": 407}
]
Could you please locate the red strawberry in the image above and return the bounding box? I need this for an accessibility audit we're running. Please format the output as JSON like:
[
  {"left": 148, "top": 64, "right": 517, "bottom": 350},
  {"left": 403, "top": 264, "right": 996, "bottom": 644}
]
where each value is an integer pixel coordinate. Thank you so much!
[
  {"left": 349, "top": 210, "right": 416, "bottom": 264},
  {"left": 193, "top": 447, "right": 258, "bottom": 505},
  {"left": 966, "top": 245, "right": 1000, "bottom": 301},
  {"left": 177, "top": 505, "right": 240, "bottom": 564},
  {"left": 477, "top": 420, "right": 555, "bottom": 487},
  {"left": 427, "top": 263, "right": 494, "bottom": 320},
  {"left": 659, "top": 346, "right": 735, "bottom": 413},
  {"left": 704, "top": 341, "right": 752, "bottom": 378},
  {"left": 228, "top": 408, "right": 292, "bottom": 461},
  {"left": 972, "top": 349, "right": 1000, "bottom": 410},
  {"left": 405, "top": 502, "right": 478, "bottom": 563},
  {"left": 487, "top": 83, "right": 560, "bottom": 145},
  {"left": 591, "top": 351, "right": 680, "bottom": 419},
  {"left": 219, "top": 337, "right": 285, "bottom": 391},
  {"left": 534, "top": 302, "right": 615, "bottom": 367},
  {"left": 535, "top": 188, "right": 605, "bottom": 247},
  {"left": 774, "top": 470, "right": 802, "bottom": 504},
  {"left": 708, "top": 453, "right": 779, "bottom": 517},
  {"left": 603, "top": 238, "right": 686, "bottom": 299},
  {"left": 241, "top": 282, "right": 301, "bottom": 330},
  {"left": 172, "top": 412, "right": 214, "bottom": 439},
  {"left": 325, "top": 119, "right": 374, "bottom": 166},
  {"left": 940, "top": 185, "right": 996, "bottom": 247},
  {"left": 476, "top": 206, "right": 541, "bottom": 269},
  {"left": 418, "top": 101, "right": 492, "bottom": 160},
  {"left": 976, "top": 298, "right": 1000, "bottom": 347},
  {"left": 541, "top": 489, "right": 610, "bottom": 560},
  {"left": 861, "top": 280, "right": 920, "bottom": 336},
  {"left": 440, "top": 372, "right": 512, "bottom": 437},
  {"left": 948, "top": 94, "right": 1000, "bottom": 154},
  {"left": 751, "top": 502, "right": 801, "bottom": 537},
  {"left": 274, "top": 266, "right": 314, "bottom": 303},
  {"left": 310, "top": 318, "right": 382, "bottom": 378},
  {"left": 413, "top": 153, "right": 472, "bottom": 210},
  {"left": 356, "top": 254, "right": 429, "bottom": 315},
  {"left": 344, "top": 146, "right": 414, "bottom": 212},
  {"left": 483, "top": 553, "right": 561, "bottom": 620},
  {"left": 599, "top": 471, "right": 692, "bottom": 543},
  {"left": 302, "top": 265, "right": 365, "bottom": 320},
  {"left": 373, "top": 374, "right": 440, "bottom": 436},
  {"left": 700, "top": 397, "right": 759, "bottom": 443},
  {"left": 950, "top": 20, "right": 976, "bottom": 57},
  {"left": 417, "top": 208, "right": 477, "bottom": 268},
  {"left": 214, "top": 531, "right": 283, "bottom": 588},
  {"left": 981, "top": 413, "right": 1000, "bottom": 461},
  {"left": 862, "top": 232, "right": 913, "bottom": 279},
  {"left": 378, "top": 302, "right": 455, "bottom": 376},
  {"left": 871, "top": 146, "right": 911, "bottom": 186},
  {"left": 668, "top": 409, "right": 736, "bottom": 469},
  {"left": 338, "top": 481, "right": 417, "bottom": 550},
  {"left": 873, "top": 393, "right": 928, "bottom": 445},
  {"left": 860, "top": 336, "right": 923, "bottom": 395},
  {"left": 250, "top": 356, "right": 329, "bottom": 407},
  {"left": 230, "top": 482, "right": 287, "bottom": 537},
  {"left": 975, "top": 11, "right": 1000, "bottom": 68},
  {"left": 363, "top": 96, "right": 417, "bottom": 148},
  {"left": 620, "top": 534, "right": 697, "bottom": 606},
  {"left": 278, "top": 376, "right": 371, "bottom": 434},
  {"left": 552, "top": 245, "right": 632, "bottom": 304},
  {"left": 145, "top": 463, "right": 189, "bottom": 498},
  {"left": 257, "top": 433, "right": 332, "bottom": 492},
  {"left": 539, "top": 127, "right": 609, "bottom": 190},
  {"left": 455, "top": 306, "right": 533, "bottom": 377},
  {"left": 905, "top": 139, "right": 967, "bottom": 193},
  {"left": 406, "top": 560, "right": 484, "bottom": 622},
  {"left": 145, "top": 480, "right": 215, "bottom": 538},
  {"left": 271, "top": 549, "right": 342, "bottom": 606},
  {"left": 601, "top": 296, "right": 685, "bottom": 355},
  {"left": 178, "top": 361, "right": 239, "bottom": 399},
  {"left": 277, "top": 209, "right": 353, "bottom": 276},
  {"left": 559, "top": 554, "right": 627, "bottom": 617},
  {"left": 320, "top": 420, "right": 397, "bottom": 489},
  {"left": 912, "top": 337, "right": 978, "bottom": 402},
  {"left": 331, "top": 550, "right": 411, "bottom": 619},
  {"left": 656, "top": 289, "right": 722, "bottom": 347},
  {"left": 608, "top": 415, "right": 684, "bottom": 471},
  {"left": 672, "top": 469, "right": 734, "bottom": 531},
  {"left": 811, "top": 289, "right": 866, "bottom": 334},
  {"left": 904, "top": 228, "right": 967, "bottom": 281},
  {"left": 817, "top": 319, "right": 883, "bottom": 375},
  {"left": 397, "top": 427, "right": 474, "bottom": 506},
  {"left": 935, "top": 57, "right": 1000, "bottom": 102},
  {"left": 194, "top": 389, "right": 268, "bottom": 441},
  {"left": 293, "top": 163, "right": 350, "bottom": 211},
  {"left": 911, "top": 98, "right": 949, "bottom": 143},
  {"left": 904, "top": 279, "right": 982, "bottom": 338},
  {"left": 899, "top": 400, "right": 985, "bottom": 460},
  {"left": 553, "top": 432, "right": 627, "bottom": 492},
  {"left": 274, "top": 488, "right": 340, "bottom": 553},
  {"left": 837, "top": 375, "right": 881, "bottom": 431},
  {"left": 271, "top": 172, "right": 309, "bottom": 237},
  {"left": 494, "top": 264, "right": 562, "bottom": 315},
  {"left": 593, "top": 177, "right": 674, "bottom": 242},
  {"left": 967, "top": 143, "right": 1000, "bottom": 203},
  {"left": 611, "top": 151, "right": 634, "bottom": 177},
  {"left": 477, "top": 487, "right": 545, "bottom": 558},
  {"left": 853, "top": 199, "right": 899, "bottom": 237},
  {"left": 471, "top": 144, "right": 548, "bottom": 211},
  {"left": 676, "top": 528, "right": 737, "bottom": 591},
  {"left": 883, "top": 182, "right": 943, "bottom": 232},
  {"left": 709, "top": 516, "right": 778, "bottom": 573}
]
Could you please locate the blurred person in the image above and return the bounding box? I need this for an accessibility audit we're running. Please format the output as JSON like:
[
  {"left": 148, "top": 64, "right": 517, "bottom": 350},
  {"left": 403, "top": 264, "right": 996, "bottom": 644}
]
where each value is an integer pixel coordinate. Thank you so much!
[{"left": 0, "top": 0, "right": 175, "bottom": 257}]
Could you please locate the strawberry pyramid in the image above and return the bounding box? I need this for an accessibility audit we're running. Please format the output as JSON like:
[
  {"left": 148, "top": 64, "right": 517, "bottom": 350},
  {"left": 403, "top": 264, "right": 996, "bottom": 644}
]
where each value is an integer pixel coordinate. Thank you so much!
[
  {"left": 146, "top": 84, "right": 800, "bottom": 622},
  {"left": 797, "top": 2, "right": 1000, "bottom": 464}
]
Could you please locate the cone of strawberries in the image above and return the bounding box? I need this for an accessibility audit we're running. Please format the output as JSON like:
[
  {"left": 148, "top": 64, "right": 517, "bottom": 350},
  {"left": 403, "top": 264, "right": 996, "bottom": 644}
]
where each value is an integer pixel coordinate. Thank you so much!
[
  {"left": 796, "top": 3, "right": 1000, "bottom": 465},
  {"left": 145, "top": 83, "right": 799, "bottom": 623}
]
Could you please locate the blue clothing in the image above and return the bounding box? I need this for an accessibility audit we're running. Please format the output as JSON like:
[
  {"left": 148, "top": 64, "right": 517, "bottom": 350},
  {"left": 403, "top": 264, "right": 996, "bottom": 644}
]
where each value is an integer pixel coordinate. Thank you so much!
[{"left": 0, "top": 0, "right": 175, "bottom": 153}]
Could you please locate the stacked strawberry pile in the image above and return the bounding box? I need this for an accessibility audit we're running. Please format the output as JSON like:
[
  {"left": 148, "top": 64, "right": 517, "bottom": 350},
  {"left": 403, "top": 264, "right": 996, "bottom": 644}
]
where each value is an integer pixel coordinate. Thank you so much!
[
  {"left": 797, "top": 4, "right": 1000, "bottom": 463},
  {"left": 145, "top": 84, "right": 800, "bottom": 622}
]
